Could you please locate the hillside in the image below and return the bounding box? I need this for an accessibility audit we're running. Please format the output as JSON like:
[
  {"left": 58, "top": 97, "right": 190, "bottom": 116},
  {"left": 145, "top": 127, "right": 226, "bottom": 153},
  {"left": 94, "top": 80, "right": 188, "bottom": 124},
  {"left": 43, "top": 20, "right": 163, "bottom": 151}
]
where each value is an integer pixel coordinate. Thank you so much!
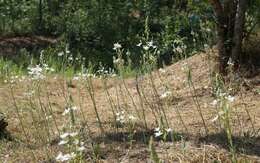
[{"left": 0, "top": 50, "right": 260, "bottom": 162}]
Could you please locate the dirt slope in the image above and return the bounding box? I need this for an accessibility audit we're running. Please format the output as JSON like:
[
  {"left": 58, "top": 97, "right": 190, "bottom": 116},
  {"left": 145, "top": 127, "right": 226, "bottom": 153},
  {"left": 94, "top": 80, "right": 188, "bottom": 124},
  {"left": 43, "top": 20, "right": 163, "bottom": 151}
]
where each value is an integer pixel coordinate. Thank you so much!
[{"left": 0, "top": 50, "right": 260, "bottom": 162}]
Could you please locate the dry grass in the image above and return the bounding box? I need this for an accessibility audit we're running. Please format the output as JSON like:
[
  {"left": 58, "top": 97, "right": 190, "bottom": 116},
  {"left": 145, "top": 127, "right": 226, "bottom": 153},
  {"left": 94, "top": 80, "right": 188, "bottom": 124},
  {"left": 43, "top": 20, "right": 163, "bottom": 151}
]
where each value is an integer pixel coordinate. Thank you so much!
[{"left": 1, "top": 50, "right": 260, "bottom": 162}]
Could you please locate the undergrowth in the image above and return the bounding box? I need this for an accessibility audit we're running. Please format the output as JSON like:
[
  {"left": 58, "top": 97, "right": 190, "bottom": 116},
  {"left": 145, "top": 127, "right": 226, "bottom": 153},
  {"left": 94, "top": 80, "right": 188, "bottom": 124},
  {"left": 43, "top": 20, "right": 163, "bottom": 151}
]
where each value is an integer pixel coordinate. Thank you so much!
[{"left": 0, "top": 27, "right": 259, "bottom": 163}]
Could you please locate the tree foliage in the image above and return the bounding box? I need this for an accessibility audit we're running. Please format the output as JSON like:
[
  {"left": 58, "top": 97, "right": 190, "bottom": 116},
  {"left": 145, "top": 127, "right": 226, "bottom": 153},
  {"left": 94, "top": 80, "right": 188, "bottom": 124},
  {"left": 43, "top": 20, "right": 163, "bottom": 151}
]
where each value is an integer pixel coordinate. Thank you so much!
[
  {"left": 0, "top": 0, "right": 259, "bottom": 70},
  {"left": 209, "top": 0, "right": 260, "bottom": 73}
]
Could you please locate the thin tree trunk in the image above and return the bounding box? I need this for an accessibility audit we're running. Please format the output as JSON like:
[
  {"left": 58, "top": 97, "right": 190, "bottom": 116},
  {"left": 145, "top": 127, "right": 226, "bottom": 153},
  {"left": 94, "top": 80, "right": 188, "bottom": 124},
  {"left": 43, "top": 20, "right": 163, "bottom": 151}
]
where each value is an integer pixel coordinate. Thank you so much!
[
  {"left": 232, "top": 0, "right": 248, "bottom": 67},
  {"left": 224, "top": 0, "right": 237, "bottom": 55},
  {"left": 209, "top": 0, "right": 248, "bottom": 74},
  {"left": 209, "top": 0, "right": 229, "bottom": 73}
]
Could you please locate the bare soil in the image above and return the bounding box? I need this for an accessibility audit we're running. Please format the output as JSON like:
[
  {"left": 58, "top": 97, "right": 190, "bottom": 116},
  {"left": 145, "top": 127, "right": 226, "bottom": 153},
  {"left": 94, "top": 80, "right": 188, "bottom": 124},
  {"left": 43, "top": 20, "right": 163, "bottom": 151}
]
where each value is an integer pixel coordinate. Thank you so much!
[{"left": 0, "top": 50, "right": 260, "bottom": 162}]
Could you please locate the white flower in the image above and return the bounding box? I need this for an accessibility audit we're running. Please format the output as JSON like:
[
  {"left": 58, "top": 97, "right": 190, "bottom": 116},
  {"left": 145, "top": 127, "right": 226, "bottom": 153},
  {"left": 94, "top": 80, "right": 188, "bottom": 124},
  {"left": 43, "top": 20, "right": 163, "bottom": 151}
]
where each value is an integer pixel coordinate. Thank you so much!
[
  {"left": 128, "top": 115, "right": 137, "bottom": 121},
  {"left": 46, "top": 115, "right": 52, "bottom": 120},
  {"left": 70, "top": 152, "right": 76, "bottom": 158},
  {"left": 219, "top": 93, "right": 226, "bottom": 97},
  {"left": 143, "top": 45, "right": 149, "bottom": 51},
  {"left": 211, "top": 111, "right": 225, "bottom": 122},
  {"left": 116, "top": 115, "right": 125, "bottom": 123},
  {"left": 111, "top": 74, "right": 117, "bottom": 77},
  {"left": 71, "top": 106, "right": 78, "bottom": 111},
  {"left": 166, "top": 128, "right": 172, "bottom": 133},
  {"left": 62, "top": 106, "right": 78, "bottom": 116},
  {"left": 116, "top": 111, "right": 126, "bottom": 123},
  {"left": 154, "top": 130, "right": 163, "bottom": 137},
  {"left": 74, "top": 139, "right": 79, "bottom": 145},
  {"left": 87, "top": 73, "right": 95, "bottom": 78},
  {"left": 28, "top": 65, "right": 42, "bottom": 75},
  {"left": 175, "top": 47, "right": 183, "bottom": 54},
  {"left": 77, "top": 146, "right": 86, "bottom": 151},
  {"left": 160, "top": 91, "right": 172, "bottom": 99},
  {"left": 148, "top": 41, "right": 156, "bottom": 48},
  {"left": 137, "top": 42, "right": 142, "bottom": 47},
  {"left": 56, "top": 152, "right": 74, "bottom": 162},
  {"left": 66, "top": 46, "right": 70, "bottom": 54},
  {"left": 27, "top": 65, "right": 45, "bottom": 80},
  {"left": 159, "top": 68, "right": 166, "bottom": 74},
  {"left": 113, "top": 58, "right": 121, "bottom": 64},
  {"left": 70, "top": 132, "right": 78, "bottom": 137},
  {"left": 211, "top": 100, "right": 218, "bottom": 106},
  {"left": 227, "top": 58, "right": 234, "bottom": 66},
  {"left": 211, "top": 115, "right": 219, "bottom": 122},
  {"left": 204, "top": 44, "right": 209, "bottom": 49},
  {"left": 62, "top": 108, "right": 70, "bottom": 116},
  {"left": 154, "top": 127, "right": 160, "bottom": 132},
  {"left": 147, "top": 40, "right": 153, "bottom": 47},
  {"left": 68, "top": 56, "right": 73, "bottom": 61},
  {"left": 206, "top": 28, "right": 211, "bottom": 32},
  {"left": 60, "top": 133, "right": 70, "bottom": 139},
  {"left": 226, "top": 95, "right": 235, "bottom": 102},
  {"left": 113, "top": 42, "right": 122, "bottom": 50},
  {"left": 58, "top": 52, "right": 64, "bottom": 57},
  {"left": 49, "top": 68, "right": 55, "bottom": 72},
  {"left": 146, "top": 40, "right": 157, "bottom": 49},
  {"left": 23, "top": 90, "right": 35, "bottom": 97},
  {"left": 58, "top": 140, "right": 69, "bottom": 145},
  {"left": 42, "top": 64, "right": 48, "bottom": 69},
  {"left": 56, "top": 152, "right": 68, "bottom": 162},
  {"left": 80, "top": 142, "right": 84, "bottom": 146},
  {"left": 73, "top": 76, "right": 80, "bottom": 81}
]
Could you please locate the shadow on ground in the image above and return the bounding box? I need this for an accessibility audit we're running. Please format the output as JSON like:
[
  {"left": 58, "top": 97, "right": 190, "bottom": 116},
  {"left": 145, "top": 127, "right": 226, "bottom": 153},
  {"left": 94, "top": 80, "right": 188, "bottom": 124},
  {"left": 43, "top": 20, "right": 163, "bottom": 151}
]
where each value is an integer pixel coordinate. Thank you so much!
[
  {"left": 0, "top": 130, "right": 12, "bottom": 141},
  {"left": 198, "top": 132, "right": 260, "bottom": 156},
  {"left": 94, "top": 129, "right": 188, "bottom": 144}
]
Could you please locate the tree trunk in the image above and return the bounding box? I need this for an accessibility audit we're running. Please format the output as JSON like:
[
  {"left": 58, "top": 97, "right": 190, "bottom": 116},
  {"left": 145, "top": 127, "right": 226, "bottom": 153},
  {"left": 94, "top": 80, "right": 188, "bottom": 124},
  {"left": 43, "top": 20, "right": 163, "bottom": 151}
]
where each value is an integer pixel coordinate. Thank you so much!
[
  {"left": 224, "top": 0, "right": 237, "bottom": 55},
  {"left": 231, "top": 0, "right": 248, "bottom": 68},
  {"left": 209, "top": 0, "right": 248, "bottom": 74},
  {"left": 209, "top": 0, "right": 229, "bottom": 73}
]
